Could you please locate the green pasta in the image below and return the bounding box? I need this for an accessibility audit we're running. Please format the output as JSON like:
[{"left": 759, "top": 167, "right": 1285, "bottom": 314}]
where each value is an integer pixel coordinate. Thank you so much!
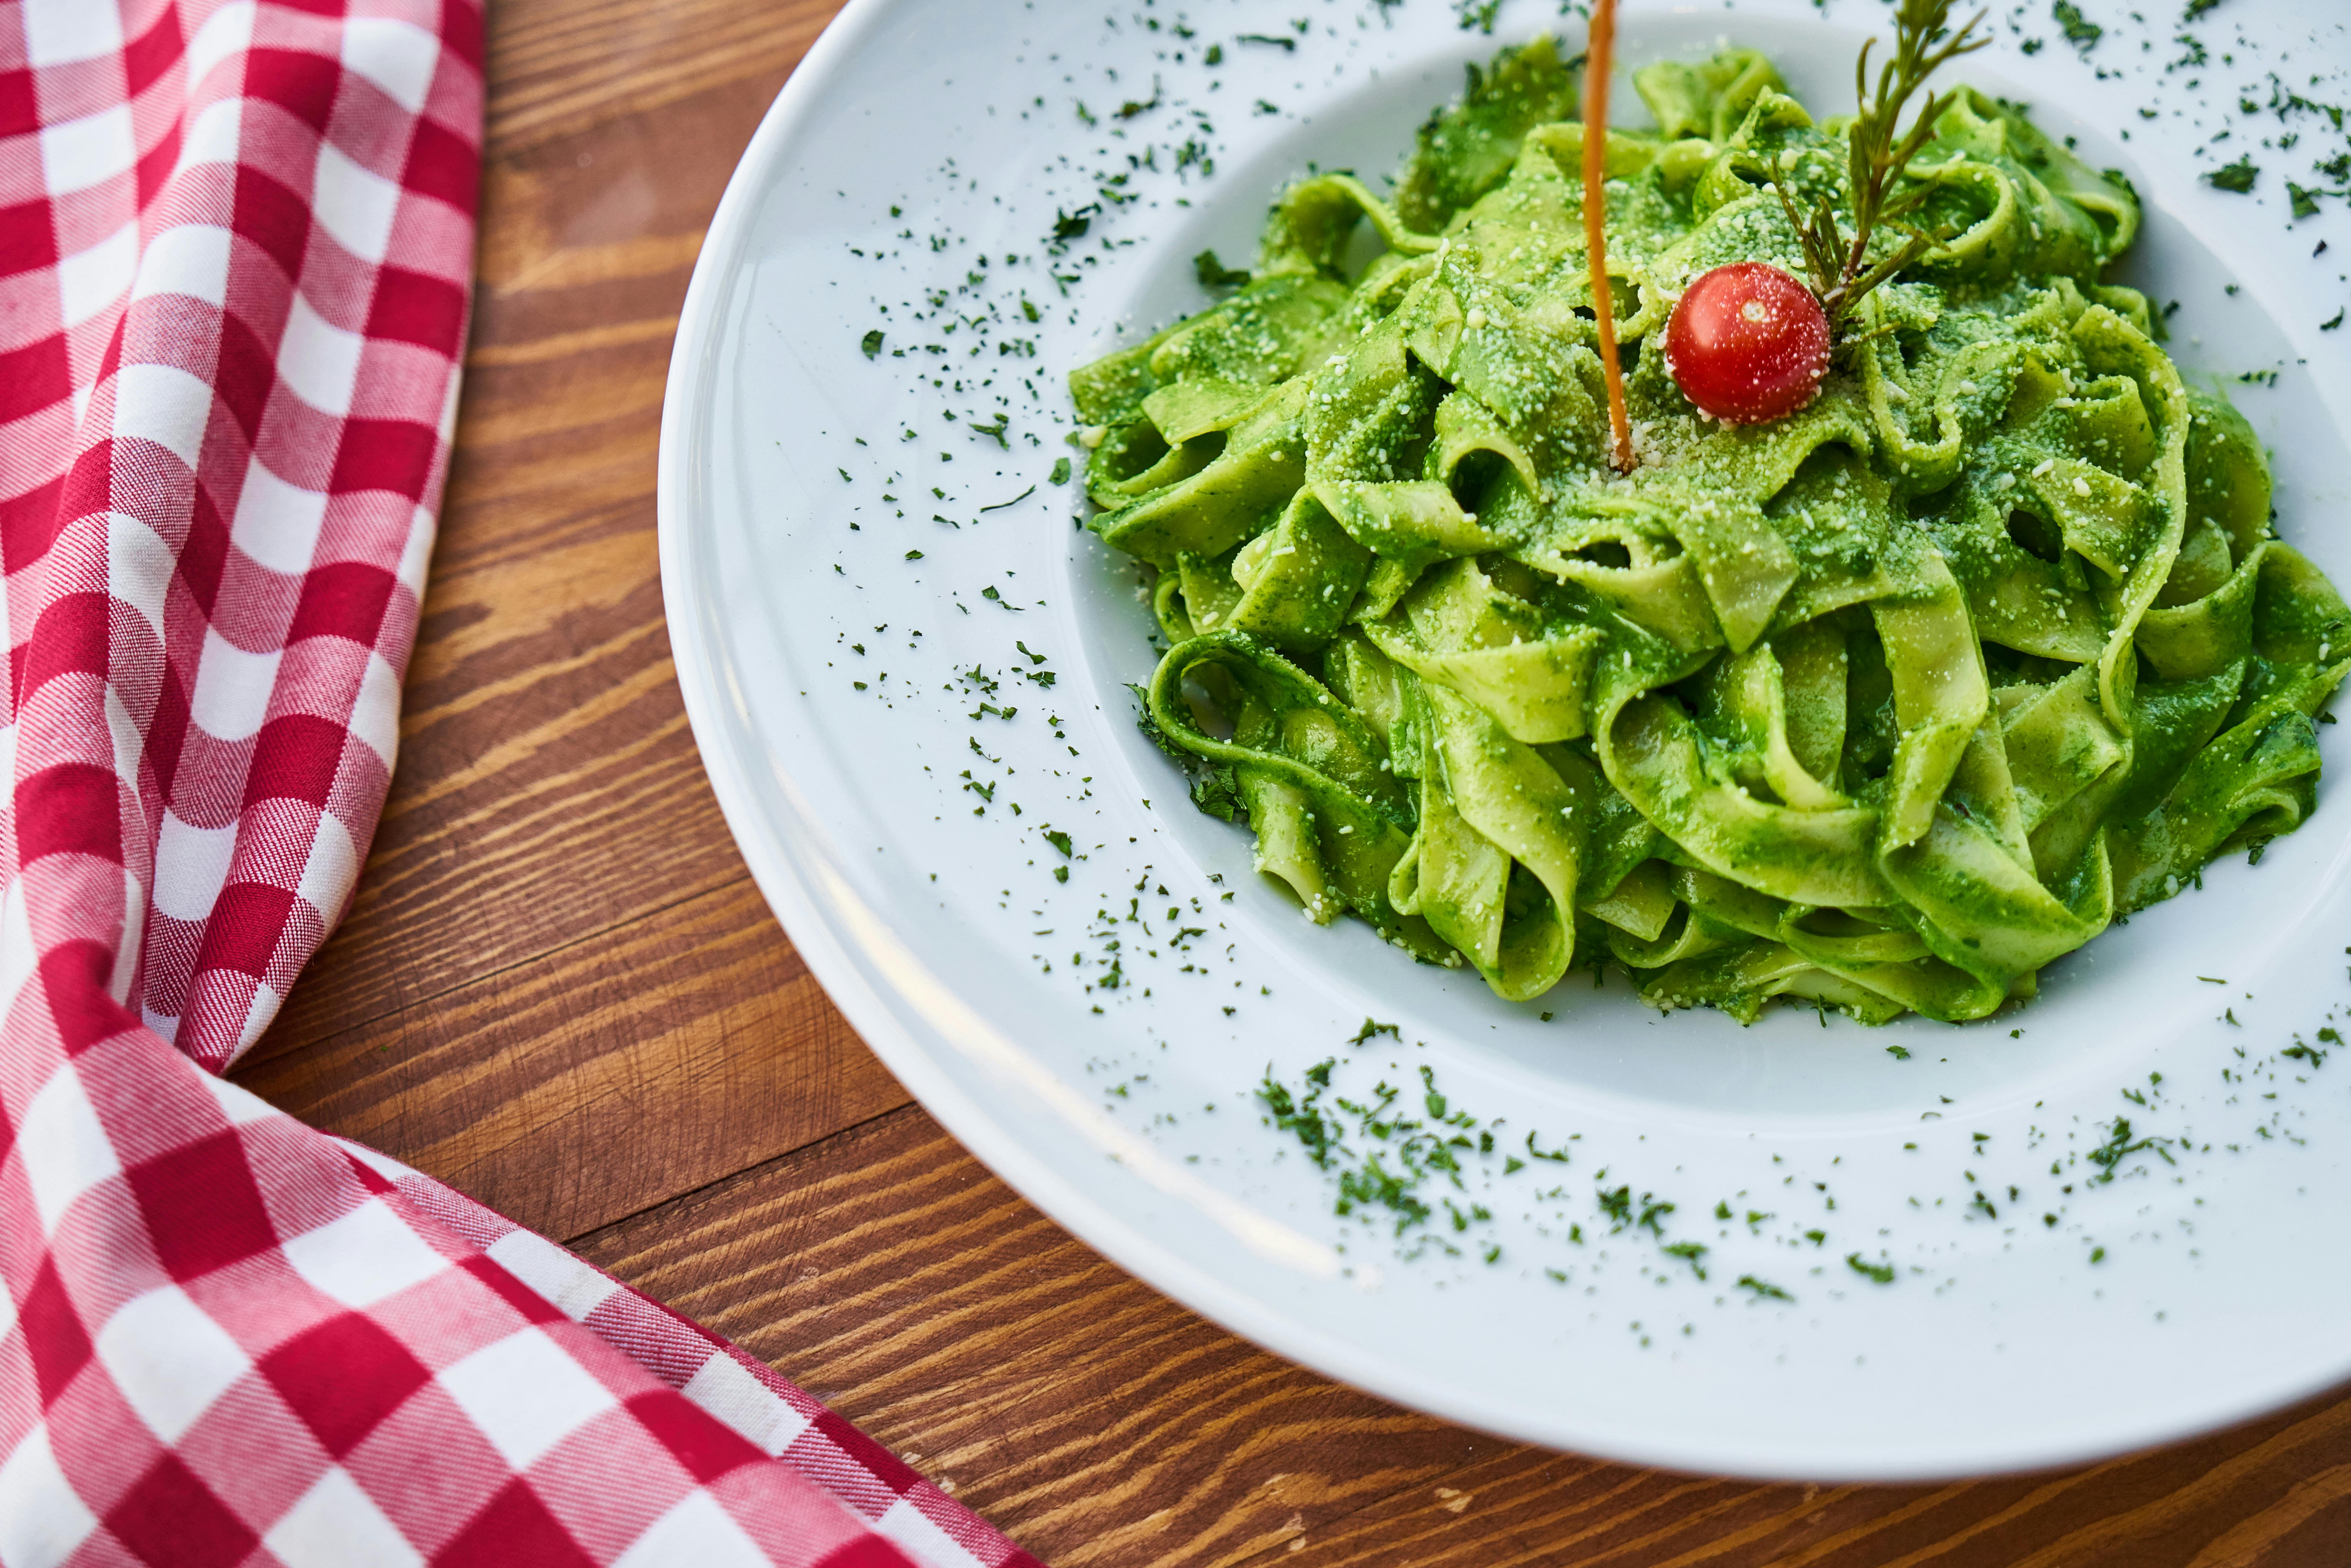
[{"left": 1071, "top": 38, "right": 2349, "bottom": 1024}]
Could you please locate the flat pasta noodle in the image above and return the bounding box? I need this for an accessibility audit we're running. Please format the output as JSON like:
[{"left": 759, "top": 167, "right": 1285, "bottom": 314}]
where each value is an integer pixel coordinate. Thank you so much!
[{"left": 1074, "top": 38, "right": 2349, "bottom": 1023}]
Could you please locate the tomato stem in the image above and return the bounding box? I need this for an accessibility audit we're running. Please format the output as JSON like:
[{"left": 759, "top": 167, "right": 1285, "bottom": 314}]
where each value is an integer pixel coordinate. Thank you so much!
[{"left": 1581, "top": 0, "right": 1634, "bottom": 474}]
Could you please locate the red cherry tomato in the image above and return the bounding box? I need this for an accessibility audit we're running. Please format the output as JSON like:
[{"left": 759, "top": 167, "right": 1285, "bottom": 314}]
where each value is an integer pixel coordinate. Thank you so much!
[{"left": 1662, "top": 262, "right": 1832, "bottom": 425}]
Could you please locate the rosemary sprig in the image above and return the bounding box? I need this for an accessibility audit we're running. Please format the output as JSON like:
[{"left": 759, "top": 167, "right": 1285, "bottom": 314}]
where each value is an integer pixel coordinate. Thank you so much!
[{"left": 1775, "top": 0, "right": 1988, "bottom": 334}]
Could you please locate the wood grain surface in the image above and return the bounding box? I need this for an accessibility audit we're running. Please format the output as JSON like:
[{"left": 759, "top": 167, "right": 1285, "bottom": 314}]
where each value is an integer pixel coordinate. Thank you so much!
[{"left": 233, "top": 2, "right": 2351, "bottom": 1562}]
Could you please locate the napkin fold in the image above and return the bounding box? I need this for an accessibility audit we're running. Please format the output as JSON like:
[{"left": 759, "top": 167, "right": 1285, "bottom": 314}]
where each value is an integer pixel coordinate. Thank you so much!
[{"left": 0, "top": 5, "right": 1038, "bottom": 1565}]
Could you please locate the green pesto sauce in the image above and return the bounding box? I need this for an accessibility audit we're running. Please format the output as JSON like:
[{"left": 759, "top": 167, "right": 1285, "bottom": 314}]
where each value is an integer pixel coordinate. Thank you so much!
[{"left": 1070, "top": 36, "right": 2350, "bottom": 1025}]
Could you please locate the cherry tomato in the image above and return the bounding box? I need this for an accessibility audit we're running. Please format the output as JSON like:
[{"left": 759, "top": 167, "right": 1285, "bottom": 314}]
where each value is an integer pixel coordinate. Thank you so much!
[{"left": 1661, "top": 262, "right": 1831, "bottom": 425}]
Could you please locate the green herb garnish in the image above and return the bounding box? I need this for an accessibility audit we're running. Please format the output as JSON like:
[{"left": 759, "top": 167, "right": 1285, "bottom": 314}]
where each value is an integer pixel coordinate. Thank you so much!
[
  {"left": 1662, "top": 1241, "right": 1709, "bottom": 1279},
  {"left": 2051, "top": 0, "right": 2102, "bottom": 52},
  {"left": 1116, "top": 80, "right": 1162, "bottom": 120},
  {"left": 2207, "top": 155, "right": 2259, "bottom": 193},
  {"left": 2086, "top": 1116, "right": 2175, "bottom": 1184},
  {"left": 1775, "top": 0, "right": 1989, "bottom": 335},
  {"left": 1192, "top": 248, "right": 1251, "bottom": 290},
  {"left": 2291, "top": 182, "right": 2349, "bottom": 220}
]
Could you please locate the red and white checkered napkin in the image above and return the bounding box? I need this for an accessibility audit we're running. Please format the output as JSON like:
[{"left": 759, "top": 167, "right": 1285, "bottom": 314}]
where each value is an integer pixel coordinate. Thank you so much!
[{"left": 0, "top": 5, "right": 1042, "bottom": 1565}]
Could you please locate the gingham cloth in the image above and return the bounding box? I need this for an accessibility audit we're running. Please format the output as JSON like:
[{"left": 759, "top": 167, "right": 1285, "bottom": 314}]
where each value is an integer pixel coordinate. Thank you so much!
[{"left": 0, "top": 5, "right": 1041, "bottom": 1565}]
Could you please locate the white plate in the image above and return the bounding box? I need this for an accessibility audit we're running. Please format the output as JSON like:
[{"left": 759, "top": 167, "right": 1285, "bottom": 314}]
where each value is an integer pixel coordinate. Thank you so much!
[{"left": 658, "top": 0, "right": 2351, "bottom": 1479}]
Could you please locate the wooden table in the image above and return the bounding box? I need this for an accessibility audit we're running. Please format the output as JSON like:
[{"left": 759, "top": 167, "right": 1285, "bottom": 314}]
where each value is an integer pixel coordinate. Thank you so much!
[{"left": 232, "top": 2, "right": 2351, "bottom": 1562}]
